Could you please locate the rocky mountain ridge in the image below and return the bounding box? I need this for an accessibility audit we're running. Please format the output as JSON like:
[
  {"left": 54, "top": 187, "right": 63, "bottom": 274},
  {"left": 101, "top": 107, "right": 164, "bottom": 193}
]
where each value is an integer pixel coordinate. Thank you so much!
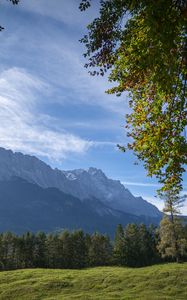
[{"left": 0, "top": 147, "right": 161, "bottom": 218}]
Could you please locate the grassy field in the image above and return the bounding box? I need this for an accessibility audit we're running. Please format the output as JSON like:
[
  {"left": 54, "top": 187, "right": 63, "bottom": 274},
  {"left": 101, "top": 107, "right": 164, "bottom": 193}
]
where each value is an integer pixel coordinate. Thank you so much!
[{"left": 0, "top": 263, "right": 186, "bottom": 299}]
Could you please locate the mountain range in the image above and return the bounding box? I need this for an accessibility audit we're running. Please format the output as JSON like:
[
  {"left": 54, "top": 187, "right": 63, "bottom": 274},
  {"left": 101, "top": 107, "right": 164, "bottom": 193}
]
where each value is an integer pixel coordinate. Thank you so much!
[{"left": 0, "top": 147, "right": 162, "bottom": 236}]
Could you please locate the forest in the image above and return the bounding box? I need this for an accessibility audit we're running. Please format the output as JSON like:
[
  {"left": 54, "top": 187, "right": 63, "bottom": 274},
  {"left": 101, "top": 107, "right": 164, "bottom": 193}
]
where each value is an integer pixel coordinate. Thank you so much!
[{"left": 0, "top": 223, "right": 187, "bottom": 271}]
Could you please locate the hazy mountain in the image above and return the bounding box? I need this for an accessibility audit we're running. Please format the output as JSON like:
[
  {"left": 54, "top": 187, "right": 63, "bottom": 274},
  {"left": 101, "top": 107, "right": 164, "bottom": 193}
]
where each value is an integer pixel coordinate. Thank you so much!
[
  {"left": 0, "top": 147, "right": 161, "bottom": 218},
  {"left": 0, "top": 177, "right": 160, "bottom": 236},
  {"left": 62, "top": 168, "right": 161, "bottom": 217}
]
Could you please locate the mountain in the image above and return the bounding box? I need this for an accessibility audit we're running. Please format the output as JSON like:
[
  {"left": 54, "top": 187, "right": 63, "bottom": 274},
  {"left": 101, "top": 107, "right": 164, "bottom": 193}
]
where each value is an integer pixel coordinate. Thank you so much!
[
  {"left": 62, "top": 168, "right": 161, "bottom": 217},
  {"left": 0, "top": 177, "right": 160, "bottom": 236},
  {"left": 0, "top": 147, "right": 161, "bottom": 219}
]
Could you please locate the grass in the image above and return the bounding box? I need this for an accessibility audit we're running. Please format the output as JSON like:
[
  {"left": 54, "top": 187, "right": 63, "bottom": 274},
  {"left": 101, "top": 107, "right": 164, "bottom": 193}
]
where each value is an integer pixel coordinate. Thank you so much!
[{"left": 0, "top": 263, "right": 186, "bottom": 299}]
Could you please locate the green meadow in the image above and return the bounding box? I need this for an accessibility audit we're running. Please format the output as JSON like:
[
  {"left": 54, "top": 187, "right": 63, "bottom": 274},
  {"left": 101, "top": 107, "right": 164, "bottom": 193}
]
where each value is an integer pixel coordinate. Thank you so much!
[{"left": 0, "top": 263, "right": 186, "bottom": 299}]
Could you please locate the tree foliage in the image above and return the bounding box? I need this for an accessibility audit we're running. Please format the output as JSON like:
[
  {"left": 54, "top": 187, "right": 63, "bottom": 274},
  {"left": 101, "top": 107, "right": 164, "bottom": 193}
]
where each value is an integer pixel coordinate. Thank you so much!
[
  {"left": 157, "top": 191, "right": 187, "bottom": 261},
  {"left": 157, "top": 215, "right": 187, "bottom": 261},
  {"left": 0, "top": 225, "right": 186, "bottom": 270},
  {"left": 113, "top": 224, "right": 126, "bottom": 265},
  {"left": 80, "top": 0, "right": 187, "bottom": 195},
  {"left": 113, "top": 223, "right": 160, "bottom": 267}
]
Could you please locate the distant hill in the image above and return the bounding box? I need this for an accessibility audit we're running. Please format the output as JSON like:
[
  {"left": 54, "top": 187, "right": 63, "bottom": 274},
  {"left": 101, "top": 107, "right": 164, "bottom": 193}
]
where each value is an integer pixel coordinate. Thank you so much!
[
  {"left": 0, "top": 177, "right": 160, "bottom": 236},
  {"left": 0, "top": 264, "right": 186, "bottom": 299},
  {"left": 0, "top": 147, "right": 161, "bottom": 218}
]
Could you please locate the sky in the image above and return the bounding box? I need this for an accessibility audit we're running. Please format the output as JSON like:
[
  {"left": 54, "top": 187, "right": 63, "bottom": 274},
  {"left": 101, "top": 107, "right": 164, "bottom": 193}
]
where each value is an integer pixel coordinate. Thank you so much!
[{"left": 0, "top": 0, "right": 186, "bottom": 213}]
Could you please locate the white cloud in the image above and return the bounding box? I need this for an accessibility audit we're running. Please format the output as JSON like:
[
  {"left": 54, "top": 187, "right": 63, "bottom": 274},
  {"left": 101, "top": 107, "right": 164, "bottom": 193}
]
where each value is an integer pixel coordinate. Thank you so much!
[
  {"left": 1, "top": 0, "right": 129, "bottom": 116},
  {"left": 143, "top": 196, "right": 164, "bottom": 211},
  {"left": 135, "top": 194, "right": 187, "bottom": 215},
  {"left": 92, "top": 141, "right": 116, "bottom": 147},
  {"left": 122, "top": 181, "right": 161, "bottom": 188},
  {"left": 129, "top": 184, "right": 187, "bottom": 215},
  {"left": 0, "top": 1, "right": 133, "bottom": 159},
  {"left": 0, "top": 67, "right": 93, "bottom": 161},
  {"left": 38, "top": 39, "right": 128, "bottom": 115}
]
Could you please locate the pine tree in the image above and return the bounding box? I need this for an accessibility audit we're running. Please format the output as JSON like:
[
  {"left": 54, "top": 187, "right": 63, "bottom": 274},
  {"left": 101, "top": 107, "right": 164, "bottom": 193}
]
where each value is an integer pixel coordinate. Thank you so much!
[
  {"left": 123, "top": 224, "right": 140, "bottom": 267},
  {"left": 88, "top": 232, "right": 112, "bottom": 266},
  {"left": 21, "top": 232, "right": 36, "bottom": 268},
  {"left": 138, "top": 224, "right": 159, "bottom": 266},
  {"left": 46, "top": 234, "right": 62, "bottom": 268},
  {"left": 59, "top": 230, "right": 74, "bottom": 268},
  {"left": 0, "top": 232, "right": 17, "bottom": 270},
  {"left": 113, "top": 224, "right": 125, "bottom": 266},
  {"left": 71, "top": 230, "right": 87, "bottom": 269},
  {"left": 33, "top": 232, "right": 47, "bottom": 268}
]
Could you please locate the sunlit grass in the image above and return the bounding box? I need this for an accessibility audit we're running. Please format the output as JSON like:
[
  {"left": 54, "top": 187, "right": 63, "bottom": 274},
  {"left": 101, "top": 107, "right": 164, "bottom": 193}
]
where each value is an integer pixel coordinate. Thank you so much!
[{"left": 0, "top": 263, "right": 186, "bottom": 299}]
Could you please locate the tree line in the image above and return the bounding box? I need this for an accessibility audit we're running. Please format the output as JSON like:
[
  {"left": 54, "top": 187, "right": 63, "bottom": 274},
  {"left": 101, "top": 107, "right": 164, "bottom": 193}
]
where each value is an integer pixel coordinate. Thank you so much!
[{"left": 0, "top": 223, "right": 187, "bottom": 271}]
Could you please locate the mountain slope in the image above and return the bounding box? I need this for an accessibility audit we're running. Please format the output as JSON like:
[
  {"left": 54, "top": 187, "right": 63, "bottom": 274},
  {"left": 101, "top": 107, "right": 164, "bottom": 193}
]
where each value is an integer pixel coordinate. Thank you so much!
[
  {"left": 62, "top": 167, "right": 160, "bottom": 217},
  {"left": 0, "top": 147, "right": 161, "bottom": 218},
  {"left": 0, "top": 177, "right": 160, "bottom": 235}
]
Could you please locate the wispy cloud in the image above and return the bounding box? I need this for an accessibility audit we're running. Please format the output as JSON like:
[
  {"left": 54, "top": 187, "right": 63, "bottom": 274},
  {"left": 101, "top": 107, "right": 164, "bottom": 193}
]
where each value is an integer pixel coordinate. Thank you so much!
[
  {"left": 37, "top": 39, "right": 128, "bottom": 115},
  {"left": 122, "top": 181, "right": 161, "bottom": 188},
  {"left": 0, "top": 1, "right": 186, "bottom": 212},
  {"left": 0, "top": 1, "right": 129, "bottom": 116},
  {"left": 19, "top": 0, "right": 96, "bottom": 27},
  {"left": 142, "top": 196, "right": 164, "bottom": 211},
  {"left": 140, "top": 194, "right": 187, "bottom": 215},
  {"left": 0, "top": 67, "right": 94, "bottom": 161},
  {"left": 181, "top": 191, "right": 187, "bottom": 196}
]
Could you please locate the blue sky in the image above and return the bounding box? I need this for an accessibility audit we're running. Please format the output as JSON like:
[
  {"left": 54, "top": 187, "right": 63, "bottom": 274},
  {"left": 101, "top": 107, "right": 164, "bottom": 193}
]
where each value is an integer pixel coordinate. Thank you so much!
[{"left": 0, "top": 0, "right": 186, "bottom": 213}]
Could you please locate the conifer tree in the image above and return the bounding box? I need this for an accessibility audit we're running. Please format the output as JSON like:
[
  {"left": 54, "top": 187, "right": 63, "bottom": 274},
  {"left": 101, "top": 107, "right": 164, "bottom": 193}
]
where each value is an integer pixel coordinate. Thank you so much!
[
  {"left": 123, "top": 224, "right": 141, "bottom": 267},
  {"left": 59, "top": 230, "right": 74, "bottom": 268},
  {"left": 113, "top": 224, "right": 125, "bottom": 265},
  {"left": 0, "top": 232, "right": 17, "bottom": 270},
  {"left": 21, "top": 232, "right": 36, "bottom": 268},
  {"left": 138, "top": 224, "right": 159, "bottom": 266},
  {"left": 71, "top": 230, "right": 87, "bottom": 269},
  {"left": 46, "top": 234, "right": 61, "bottom": 268},
  {"left": 33, "top": 232, "right": 47, "bottom": 268},
  {"left": 89, "top": 232, "right": 112, "bottom": 266}
]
